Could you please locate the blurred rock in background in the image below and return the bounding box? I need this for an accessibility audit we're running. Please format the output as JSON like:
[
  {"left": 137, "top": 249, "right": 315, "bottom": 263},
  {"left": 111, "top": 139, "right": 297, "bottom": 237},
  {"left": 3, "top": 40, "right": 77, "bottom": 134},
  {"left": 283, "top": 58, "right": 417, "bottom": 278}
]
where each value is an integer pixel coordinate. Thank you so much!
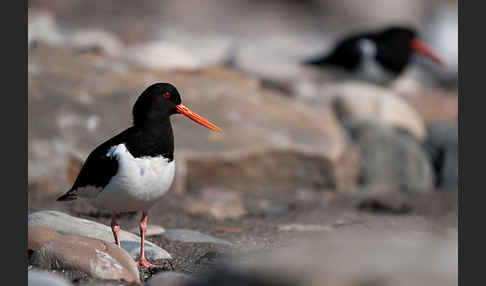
[
  {"left": 187, "top": 229, "right": 457, "bottom": 286},
  {"left": 28, "top": 0, "right": 457, "bottom": 88}
]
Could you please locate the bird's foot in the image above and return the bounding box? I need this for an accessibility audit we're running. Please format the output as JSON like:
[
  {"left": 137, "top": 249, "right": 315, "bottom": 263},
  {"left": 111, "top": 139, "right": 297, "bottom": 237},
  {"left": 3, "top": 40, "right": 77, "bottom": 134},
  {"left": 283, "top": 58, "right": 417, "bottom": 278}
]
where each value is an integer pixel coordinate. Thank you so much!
[{"left": 135, "top": 257, "right": 159, "bottom": 268}]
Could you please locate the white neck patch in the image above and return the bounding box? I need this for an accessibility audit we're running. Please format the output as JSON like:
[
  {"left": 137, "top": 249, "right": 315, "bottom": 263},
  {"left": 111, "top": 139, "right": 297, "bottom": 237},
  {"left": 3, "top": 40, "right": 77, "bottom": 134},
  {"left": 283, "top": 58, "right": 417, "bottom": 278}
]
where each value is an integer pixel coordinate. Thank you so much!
[
  {"left": 357, "top": 38, "right": 377, "bottom": 60},
  {"left": 355, "top": 38, "right": 396, "bottom": 85}
]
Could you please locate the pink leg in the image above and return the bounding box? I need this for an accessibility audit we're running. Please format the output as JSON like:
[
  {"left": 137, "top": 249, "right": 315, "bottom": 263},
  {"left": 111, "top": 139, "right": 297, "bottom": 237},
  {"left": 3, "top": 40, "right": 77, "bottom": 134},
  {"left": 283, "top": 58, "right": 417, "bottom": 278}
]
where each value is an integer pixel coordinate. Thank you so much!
[
  {"left": 111, "top": 213, "right": 120, "bottom": 246},
  {"left": 135, "top": 211, "right": 157, "bottom": 267}
]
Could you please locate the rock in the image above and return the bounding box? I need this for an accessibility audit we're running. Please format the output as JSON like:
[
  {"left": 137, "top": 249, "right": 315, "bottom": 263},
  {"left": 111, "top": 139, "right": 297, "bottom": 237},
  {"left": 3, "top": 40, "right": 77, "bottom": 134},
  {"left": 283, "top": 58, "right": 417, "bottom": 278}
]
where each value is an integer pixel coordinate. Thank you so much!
[
  {"left": 66, "top": 29, "right": 124, "bottom": 57},
  {"left": 196, "top": 66, "right": 259, "bottom": 89},
  {"left": 28, "top": 180, "right": 61, "bottom": 200},
  {"left": 184, "top": 189, "right": 246, "bottom": 220},
  {"left": 314, "top": 1, "right": 428, "bottom": 29},
  {"left": 345, "top": 120, "right": 434, "bottom": 194},
  {"left": 233, "top": 42, "right": 334, "bottom": 97},
  {"left": 401, "top": 91, "right": 458, "bottom": 123},
  {"left": 423, "top": 121, "right": 458, "bottom": 190},
  {"left": 65, "top": 154, "right": 84, "bottom": 185},
  {"left": 123, "top": 41, "right": 203, "bottom": 70},
  {"left": 153, "top": 29, "right": 233, "bottom": 68},
  {"left": 31, "top": 234, "right": 140, "bottom": 284},
  {"left": 185, "top": 146, "right": 359, "bottom": 193},
  {"left": 122, "top": 29, "right": 232, "bottom": 70},
  {"left": 28, "top": 44, "right": 360, "bottom": 194},
  {"left": 186, "top": 230, "right": 457, "bottom": 286},
  {"left": 164, "top": 229, "right": 233, "bottom": 245},
  {"left": 234, "top": 49, "right": 309, "bottom": 90},
  {"left": 28, "top": 11, "right": 64, "bottom": 47},
  {"left": 28, "top": 270, "right": 72, "bottom": 286},
  {"left": 146, "top": 272, "right": 193, "bottom": 286},
  {"left": 28, "top": 210, "right": 171, "bottom": 260},
  {"left": 168, "top": 69, "right": 357, "bottom": 195},
  {"left": 322, "top": 81, "right": 427, "bottom": 140},
  {"left": 28, "top": 226, "right": 59, "bottom": 251},
  {"left": 129, "top": 224, "right": 166, "bottom": 236}
]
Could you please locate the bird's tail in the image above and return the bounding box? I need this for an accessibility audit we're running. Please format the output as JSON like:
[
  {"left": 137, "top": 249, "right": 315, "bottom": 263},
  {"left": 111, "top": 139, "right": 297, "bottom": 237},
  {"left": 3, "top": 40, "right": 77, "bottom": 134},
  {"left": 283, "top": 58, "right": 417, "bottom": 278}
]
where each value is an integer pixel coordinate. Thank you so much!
[
  {"left": 302, "top": 55, "right": 330, "bottom": 67},
  {"left": 56, "top": 189, "right": 78, "bottom": 201}
]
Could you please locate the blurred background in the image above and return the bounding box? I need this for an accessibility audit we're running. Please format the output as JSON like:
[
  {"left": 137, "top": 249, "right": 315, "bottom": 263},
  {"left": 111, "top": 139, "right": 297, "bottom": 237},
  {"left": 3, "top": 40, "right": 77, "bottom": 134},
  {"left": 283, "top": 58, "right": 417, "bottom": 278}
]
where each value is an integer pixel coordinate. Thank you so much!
[{"left": 28, "top": 0, "right": 457, "bottom": 285}]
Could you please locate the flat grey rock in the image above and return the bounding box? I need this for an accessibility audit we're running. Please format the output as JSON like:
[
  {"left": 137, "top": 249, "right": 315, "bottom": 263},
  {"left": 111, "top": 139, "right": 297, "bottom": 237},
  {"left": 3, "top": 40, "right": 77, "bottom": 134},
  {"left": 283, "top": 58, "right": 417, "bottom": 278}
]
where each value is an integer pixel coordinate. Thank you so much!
[
  {"left": 28, "top": 270, "right": 72, "bottom": 286},
  {"left": 28, "top": 210, "right": 171, "bottom": 260},
  {"left": 129, "top": 224, "right": 166, "bottom": 236},
  {"left": 164, "top": 229, "right": 233, "bottom": 245}
]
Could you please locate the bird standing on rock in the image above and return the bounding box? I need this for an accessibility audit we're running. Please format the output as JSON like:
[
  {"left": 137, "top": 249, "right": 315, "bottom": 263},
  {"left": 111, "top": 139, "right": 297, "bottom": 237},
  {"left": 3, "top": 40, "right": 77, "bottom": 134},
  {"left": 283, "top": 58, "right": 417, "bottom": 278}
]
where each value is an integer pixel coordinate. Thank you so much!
[
  {"left": 57, "top": 83, "right": 221, "bottom": 267},
  {"left": 304, "top": 26, "right": 444, "bottom": 85}
]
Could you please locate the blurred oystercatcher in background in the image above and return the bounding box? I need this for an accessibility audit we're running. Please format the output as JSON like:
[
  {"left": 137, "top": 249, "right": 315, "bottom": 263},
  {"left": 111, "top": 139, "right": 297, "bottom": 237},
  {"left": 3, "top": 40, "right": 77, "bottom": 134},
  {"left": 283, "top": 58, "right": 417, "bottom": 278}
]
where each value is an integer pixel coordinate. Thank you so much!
[
  {"left": 57, "top": 83, "right": 221, "bottom": 267},
  {"left": 304, "top": 26, "right": 444, "bottom": 85}
]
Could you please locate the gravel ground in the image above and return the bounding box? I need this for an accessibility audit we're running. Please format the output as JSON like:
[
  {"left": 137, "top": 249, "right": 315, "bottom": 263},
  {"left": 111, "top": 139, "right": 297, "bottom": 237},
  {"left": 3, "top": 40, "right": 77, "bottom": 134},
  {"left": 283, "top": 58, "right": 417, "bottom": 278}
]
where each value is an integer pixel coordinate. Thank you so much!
[{"left": 29, "top": 184, "right": 457, "bottom": 284}]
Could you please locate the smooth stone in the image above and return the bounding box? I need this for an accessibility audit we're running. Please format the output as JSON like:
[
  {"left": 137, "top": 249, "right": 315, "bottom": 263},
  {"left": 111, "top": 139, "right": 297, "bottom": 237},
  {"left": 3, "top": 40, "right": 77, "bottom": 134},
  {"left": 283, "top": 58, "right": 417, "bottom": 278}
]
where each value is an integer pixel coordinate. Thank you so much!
[
  {"left": 184, "top": 189, "right": 246, "bottom": 220},
  {"left": 326, "top": 81, "right": 427, "bottom": 140},
  {"left": 164, "top": 229, "right": 233, "bottom": 246},
  {"left": 400, "top": 90, "right": 458, "bottom": 123},
  {"left": 31, "top": 234, "right": 140, "bottom": 284},
  {"left": 28, "top": 11, "right": 64, "bottom": 47},
  {"left": 28, "top": 270, "right": 72, "bottom": 286},
  {"left": 28, "top": 226, "right": 59, "bottom": 251},
  {"left": 28, "top": 210, "right": 171, "bottom": 260},
  {"left": 123, "top": 41, "right": 201, "bottom": 70},
  {"left": 424, "top": 121, "right": 458, "bottom": 190},
  {"left": 345, "top": 120, "right": 434, "bottom": 194},
  {"left": 146, "top": 272, "right": 193, "bottom": 286},
  {"left": 66, "top": 29, "right": 124, "bottom": 57},
  {"left": 129, "top": 224, "right": 166, "bottom": 236}
]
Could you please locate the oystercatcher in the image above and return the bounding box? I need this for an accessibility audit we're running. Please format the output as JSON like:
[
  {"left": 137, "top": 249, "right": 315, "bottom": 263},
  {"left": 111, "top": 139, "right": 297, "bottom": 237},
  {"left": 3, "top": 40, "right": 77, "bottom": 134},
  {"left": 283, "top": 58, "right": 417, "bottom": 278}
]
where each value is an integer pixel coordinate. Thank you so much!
[
  {"left": 57, "top": 83, "right": 221, "bottom": 267},
  {"left": 304, "top": 26, "right": 444, "bottom": 84}
]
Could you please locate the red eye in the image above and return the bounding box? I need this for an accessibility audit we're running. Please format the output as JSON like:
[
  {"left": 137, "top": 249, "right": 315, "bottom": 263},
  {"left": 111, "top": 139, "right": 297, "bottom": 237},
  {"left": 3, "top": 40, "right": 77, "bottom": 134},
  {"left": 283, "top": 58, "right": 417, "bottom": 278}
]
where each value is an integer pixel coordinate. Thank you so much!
[{"left": 162, "top": 92, "right": 171, "bottom": 99}]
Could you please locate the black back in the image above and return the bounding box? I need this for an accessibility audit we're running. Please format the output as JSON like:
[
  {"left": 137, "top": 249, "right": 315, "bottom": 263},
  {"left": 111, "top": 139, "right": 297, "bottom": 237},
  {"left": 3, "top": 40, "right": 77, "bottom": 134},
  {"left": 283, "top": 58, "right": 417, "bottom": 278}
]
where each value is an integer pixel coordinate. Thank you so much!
[
  {"left": 304, "top": 26, "right": 417, "bottom": 75},
  {"left": 57, "top": 83, "right": 181, "bottom": 200},
  {"left": 305, "top": 34, "right": 363, "bottom": 71}
]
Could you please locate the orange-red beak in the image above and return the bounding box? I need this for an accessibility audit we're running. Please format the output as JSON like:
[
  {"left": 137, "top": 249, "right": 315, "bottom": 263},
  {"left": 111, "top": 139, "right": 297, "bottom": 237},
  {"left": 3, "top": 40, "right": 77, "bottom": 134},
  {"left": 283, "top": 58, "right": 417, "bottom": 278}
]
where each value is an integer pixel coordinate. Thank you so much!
[
  {"left": 410, "top": 38, "right": 444, "bottom": 66},
  {"left": 176, "top": 104, "right": 222, "bottom": 132}
]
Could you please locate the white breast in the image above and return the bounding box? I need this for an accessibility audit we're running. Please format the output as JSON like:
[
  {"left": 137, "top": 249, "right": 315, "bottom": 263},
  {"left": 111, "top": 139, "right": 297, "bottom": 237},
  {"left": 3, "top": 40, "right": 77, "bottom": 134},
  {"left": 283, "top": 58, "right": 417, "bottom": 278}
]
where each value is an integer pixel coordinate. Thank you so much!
[{"left": 90, "top": 144, "right": 175, "bottom": 212}]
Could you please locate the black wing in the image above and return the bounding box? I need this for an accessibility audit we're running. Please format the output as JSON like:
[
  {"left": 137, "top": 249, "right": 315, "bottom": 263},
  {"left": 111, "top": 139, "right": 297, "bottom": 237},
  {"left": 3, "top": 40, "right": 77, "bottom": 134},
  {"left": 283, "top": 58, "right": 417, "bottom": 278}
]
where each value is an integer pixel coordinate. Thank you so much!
[
  {"left": 303, "top": 36, "right": 363, "bottom": 71},
  {"left": 56, "top": 129, "right": 131, "bottom": 201}
]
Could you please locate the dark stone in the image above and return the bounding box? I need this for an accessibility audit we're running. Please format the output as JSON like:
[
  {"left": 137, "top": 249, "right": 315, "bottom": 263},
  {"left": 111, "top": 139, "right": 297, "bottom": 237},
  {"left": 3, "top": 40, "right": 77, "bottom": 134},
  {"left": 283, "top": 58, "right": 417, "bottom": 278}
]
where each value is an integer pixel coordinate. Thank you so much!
[
  {"left": 423, "top": 121, "right": 458, "bottom": 190},
  {"left": 344, "top": 120, "right": 434, "bottom": 194}
]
